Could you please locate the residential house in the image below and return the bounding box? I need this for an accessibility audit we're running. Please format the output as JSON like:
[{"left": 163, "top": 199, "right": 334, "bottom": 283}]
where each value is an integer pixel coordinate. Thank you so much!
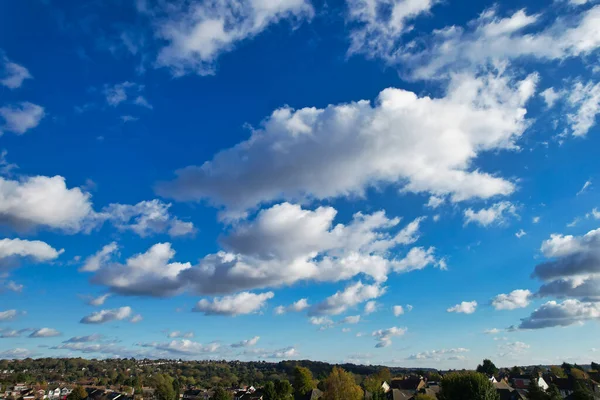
[
  {"left": 512, "top": 375, "right": 549, "bottom": 391},
  {"left": 297, "top": 389, "right": 322, "bottom": 400}
]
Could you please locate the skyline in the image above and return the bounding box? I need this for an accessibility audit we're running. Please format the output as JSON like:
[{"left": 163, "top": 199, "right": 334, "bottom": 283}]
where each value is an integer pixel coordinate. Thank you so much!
[{"left": 1, "top": 0, "right": 600, "bottom": 368}]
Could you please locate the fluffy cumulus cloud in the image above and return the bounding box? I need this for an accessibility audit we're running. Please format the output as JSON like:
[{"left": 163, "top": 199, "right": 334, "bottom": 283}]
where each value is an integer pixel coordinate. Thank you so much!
[
  {"left": 566, "top": 80, "right": 600, "bottom": 137},
  {"left": 80, "top": 306, "right": 134, "bottom": 324},
  {"left": 518, "top": 299, "right": 600, "bottom": 329},
  {"left": 274, "top": 298, "right": 310, "bottom": 315},
  {"left": 347, "top": 0, "right": 438, "bottom": 61},
  {"left": 534, "top": 228, "right": 600, "bottom": 300},
  {"left": 157, "top": 72, "right": 535, "bottom": 214},
  {"left": 0, "top": 175, "right": 94, "bottom": 232},
  {"left": 144, "top": 0, "right": 314, "bottom": 76},
  {"left": 464, "top": 201, "right": 517, "bottom": 227},
  {"left": 263, "top": 347, "right": 298, "bottom": 359},
  {"left": 100, "top": 200, "right": 195, "bottom": 237},
  {"left": 396, "top": 5, "right": 600, "bottom": 80},
  {"left": 393, "top": 305, "right": 404, "bottom": 316},
  {"left": 87, "top": 203, "right": 441, "bottom": 297},
  {"left": 81, "top": 243, "right": 119, "bottom": 272},
  {"left": 29, "top": 328, "right": 61, "bottom": 338},
  {"left": 193, "top": 291, "right": 274, "bottom": 316},
  {"left": 0, "top": 238, "right": 63, "bottom": 263},
  {"left": 364, "top": 301, "right": 378, "bottom": 314},
  {"left": 407, "top": 348, "right": 469, "bottom": 360},
  {"left": 0, "top": 102, "right": 45, "bottom": 135},
  {"left": 310, "top": 281, "right": 386, "bottom": 316},
  {"left": 447, "top": 301, "right": 477, "bottom": 314},
  {"left": 372, "top": 326, "right": 407, "bottom": 348},
  {"left": 89, "top": 243, "right": 191, "bottom": 297},
  {"left": 491, "top": 289, "right": 532, "bottom": 310},
  {"left": 85, "top": 293, "right": 112, "bottom": 306},
  {"left": 231, "top": 336, "right": 260, "bottom": 348},
  {"left": 0, "top": 309, "right": 18, "bottom": 321},
  {"left": 1, "top": 54, "right": 32, "bottom": 89}
]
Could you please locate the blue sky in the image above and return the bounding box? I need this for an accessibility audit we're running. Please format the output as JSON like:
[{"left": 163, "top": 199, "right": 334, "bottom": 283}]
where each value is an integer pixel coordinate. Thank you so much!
[{"left": 0, "top": 0, "right": 600, "bottom": 368}]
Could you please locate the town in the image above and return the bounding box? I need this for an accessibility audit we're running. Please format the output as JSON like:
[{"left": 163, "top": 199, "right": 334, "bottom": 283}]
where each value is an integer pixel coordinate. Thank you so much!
[{"left": 0, "top": 358, "right": 598, "bottom": 400}]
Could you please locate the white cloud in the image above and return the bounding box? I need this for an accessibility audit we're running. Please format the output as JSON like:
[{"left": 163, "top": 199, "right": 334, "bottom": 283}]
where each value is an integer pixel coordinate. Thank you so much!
[
  {"left": 81, "top": 243, "right": 119, "bottom": 272},
  {"left": 407, "top": 348, "right": 469, "bottom": 360},
  {"left": 231, "top": 336, "right": 260, "bottom": 348},
  {"left": 274, "top": 298, "right": 310, "bottom": 315},
  {"left": 364, "top": 301, "right": 378, "bottom": 314},
  {"left": 3, "top": 281, "right": 23, "bottom": 293},
  {"left": 406, "top": 304, "right": 413, "bottom": 312},
  {"left": 340, "top": 315, "right": 361, "bottom": 324},
  {"left": 80, "top": 306, "right": 134, "bottom": 324},
  {"left": 263, "top": 346, "right": 298, "bottom": 359},
  {"left": 540, "top": 87, "right": 561, "bottom": 108},
  {"left": 103, "top": 82, "right": 146, "bottom": 107},
  {"left": 168, "top": 331, "right": 194, "bottom": 339},
  {"left": 588, "top": 208, "right": 600, "bottom": 220},
  {"left": 121, "top": 115, "right": 139, "bottom": 123},
  {"left": 100, "top": 200, "right": 195, "bottom": 238},
  {"left": 1, "top": 55, "right": 32, "bottom": 89},
  {"left": 130, "top": 314, "right": 143, "bottom": 323},
  {"left": 0, "top": 175, "right": 94, "bottom": 232},
  {"left": 447, "top": 301, "right": 477, "bottom": 314},
  {"left": 0, "top": 309, "right": 18, "bottom": 321},
  {"left": 396, "top": 6, "right": 600, "bottom": 80},
  {"left": 86, "top": 293, "right": 112, "bottom": 306},
  {"left": 310, "top": 281, "right": 386, "bottom": 316},
  {"left": 534, "top": 228, "right": 600, "bottom": 300},
  {"left": 347, "top": 0, "right": 438, "bottom": 61},
  {"left": 134, "top": 95, "right": 153, "bottom": 109},
  {"left": 0, "top": 348, "right": 35, "bottom": 359},
  {"left": 498, "top": 341, "right": 530, "bottom": 357},
  {"left": 533, "top": 216, "right": 541, "bottom": 224},
  {"left": 142, "top": 339, "right": 221, "bottom": 355},
  {"left": 464, "top": 201, "right": 517, "bottom": 227},
  {"left": 193, "top": 291, "right": 274, "bottom": 316},
  {"left": 89, "top": 243, "right": 191, "bottom": 297},
  {"left": 158, "top": 72, "right": 535, "bottom": 214},
  {"left": 393, "top": 305, "right": 404, "bottom": 316},
  {"left": 518, "top": 299, "right": 600, "bottom": 329},
  {"left": 63, "top": 334, "right": 104, "bottom": 343},
  {"left": 491, "top": 289, "right": 532, "bottom": 310},
  {"left": 148, "top": 0, "right": 314, "bottom": 76},
  {"left": 567, "top": 81, "right": 600, "bottom": 136},
  {"left": 0, "top": 238, "right": 63, "bottom": 263},
  {"left": 308, "top": 316, "right": 334, "bottom": 327},
  {"left": 516, "top": 229, "right": 527, "bottom": 238},
  {"left": 484, "top": 328, "right": 501, "bottom": 334},
  {"left": 29, "top": 328, "right": 61, "bottom": 338},
  {"left": 578, "top": 179, "right": 593, "bottom": 195},
  {"left": 426, "top": 196, "right": 445, "bottom": 209},
  {"left": 0, "top": 102, "right": 45, "bottom": 135},
  {"left": 372, "top": 326, "right": 407, "bottom": 348}
]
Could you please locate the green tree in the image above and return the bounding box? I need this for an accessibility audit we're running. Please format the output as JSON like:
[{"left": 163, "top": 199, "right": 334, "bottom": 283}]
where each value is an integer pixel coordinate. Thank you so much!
[
  {"left": 378, "top": 368, "right": 392, "bottom": 384},
  {"left": 546, "top": 384, "right": 562, "bottom": 400},
  {"left": 362, "top": 375, "right": 385, "bottom": 400},
  {"left": 476, "top": 360, "right": 499, "bottom": 377},
  {"left": 293, "top": 366, "right": 315, "bottom": 399},
  {"left": 154, "top": 374, "right": 176, "bottom": 400},
  {"left": 571, "top": 381, "right": 594, "bottom": 400},
  {"left": 263, "top": 382, "right": 277, "bottom": 400},
  {"left": 561, "top": 363, "right": 573, "bottom": 374},
  {"left": 210, "top": 388, "right": 232, "bottom": 400},
  {"left": 571, "top": 368, "right": 588, "bottom": 380},
  {"left": 550, "top": 366, "right": 566, "bottom": 378},
  {"left": 510, "top": 366, "right": 523, "bottom": 376},
  {"left": 414, "top": 395, "right": 436, "bottom": 400},
  {"left": 274, "top": 380, "right": 293, "bottom": 400},
  {"left": 438, "top": 372, "right": 499, "bottom": 400},
  {"left": 172, "top": 378, "right": 181, "bottom": 400},
  {"left": 67, "top": 386, "right": 88, "bottom": 400},
  {"left": 321, "top": 367, "right": 363, "bottom": 400},
  {"left": 591, "top": 362, "right": 600, "bottom": 372},
  {"left": 527, "top": 378, "right": 547, "bottom": 400}
]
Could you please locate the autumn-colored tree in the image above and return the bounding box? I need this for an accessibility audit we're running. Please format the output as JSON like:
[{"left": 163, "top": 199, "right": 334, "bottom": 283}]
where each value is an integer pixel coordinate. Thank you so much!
[
  {"left": 414, "top": 394, "right": 436, "bottom": 400},
  {"left": 550, "top": 366, "right": 566, "bottom": 378},
  {"left": 67, "top": 386, "right": 88, "bottom": 400},
  {"left": 322, "top": 367, "right": 363, "bottom": 400}
]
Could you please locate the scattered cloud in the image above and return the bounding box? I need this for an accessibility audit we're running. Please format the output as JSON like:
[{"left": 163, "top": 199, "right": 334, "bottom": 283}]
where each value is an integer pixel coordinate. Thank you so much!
[
  {"left": 407, "top": 348, "right": 469, "bottom": 360},
  {"left": 447, "top": 301, "right": 477, "bottom": 314},
  {"left": 157, "top": 73, "right": 535, "bottom": 215},
  {"left": 540, "top": 87, "right": 561, "bottom": 108},
  {"left": 393, "top": 305, "right": 404, "bottom": 316},
  {"left": 63, "top": 334, "right": 104, "bottom": 343},
  {"left": 516, "top": 229, "right": 527, "bottom": 238},
  {"left": 1, "top": 55, "right": 32, "bottom": 89},
  {"left": 340, "top": 315, "right": 361, "bottom": 324},
  {"left": 274, "top": 298, "right": 310, "bottom": 315},
  {"left": 372, "top": 326, "right": 407, "bottom": 348},
  {"left": 364, "top": 301, "right": 379, "bottom": 315},
  {"left": 29, "top": 328, "right": 61, "bottom": 338},
  {"left": 231, "top": 336, "right": 260, "bottom": 348},
  {"left": 310, "top": 281, "right": 386, "bottom": 316},
  {"left": 0, "top": 102, "right": 45, "bottom": 135},
  {"left": 0, "top": 309, "right": 18, "bottom": 321},
  {"left": 145, "top": 0, "right": 314, "bottom": 76},
  {"left": 484, "top": 328, "right": 501, "bottom": 335},
  {"left": 577, "top": 179, "right": 593, "bottom": 195},
  {"left": 85, "top": 293, "right": 112, "bottom": 306},
  {"left": 518, "top": 299, "right": 600, "bottom": 329},
  {"left": 80, "top": 306, "right": 134, "bottom": 324},
  {"left": 193, "top": 292, "right": 274, "bottom": 316},
  {"left": 492, "top": 289, "right": 532, "bottom": 310},
  {"left": 464, "top": 201, "right": 517, "bottom": 227},
  {"left": 168, "top": 331, "right": 194, "bottom": 339}
]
